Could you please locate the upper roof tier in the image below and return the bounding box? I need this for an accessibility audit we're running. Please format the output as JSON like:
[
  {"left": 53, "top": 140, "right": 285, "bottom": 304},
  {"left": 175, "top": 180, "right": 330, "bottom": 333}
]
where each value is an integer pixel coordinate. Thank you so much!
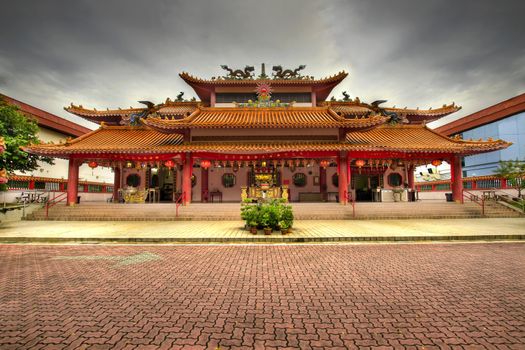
[
  {"left": 66, "top": 100, "right": 460, "bottom": 126},
  {"left": 178, "top": 64, "right": 346, "bottom": 102},
  {"left": 143, "top": 106, "right": 388, "bottom": 131}
]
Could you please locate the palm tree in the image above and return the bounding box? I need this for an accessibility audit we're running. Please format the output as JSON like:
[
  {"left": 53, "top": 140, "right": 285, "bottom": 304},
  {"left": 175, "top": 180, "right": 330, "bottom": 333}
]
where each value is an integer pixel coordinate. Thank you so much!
[{"left": 493, "top": 159, "right": 525, "bottom": 198}]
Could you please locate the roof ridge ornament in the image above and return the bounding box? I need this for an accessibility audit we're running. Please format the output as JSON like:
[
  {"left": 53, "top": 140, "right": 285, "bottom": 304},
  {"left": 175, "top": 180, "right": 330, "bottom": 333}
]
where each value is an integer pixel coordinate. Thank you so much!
[
  {"left": 272, "top": 65, "right": 306, "bottom": 80},
  {"left": 220, "top": 65, "right": 255, "bottom": 80}
]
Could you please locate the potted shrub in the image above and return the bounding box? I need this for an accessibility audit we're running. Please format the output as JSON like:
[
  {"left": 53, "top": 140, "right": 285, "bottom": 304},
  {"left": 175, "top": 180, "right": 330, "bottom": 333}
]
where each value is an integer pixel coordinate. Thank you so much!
[
  {"left": 279, "top": 220, "right": 289, "bottom": 234},
  {"left": 281, "top": 205, "right": 294, "bottom": 233},
  {"left": 260, "top": 210, "right": 272, "bottom": 235}
]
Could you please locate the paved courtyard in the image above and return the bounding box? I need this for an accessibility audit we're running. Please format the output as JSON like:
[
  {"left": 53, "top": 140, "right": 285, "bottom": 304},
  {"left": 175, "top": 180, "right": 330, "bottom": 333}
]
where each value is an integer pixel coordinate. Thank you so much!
[
  {"left": 1, "top": 218, "right": 524, "bottom": 243},
  {"left": 1, "top": 243, "right": 524, "bottom": 349}
]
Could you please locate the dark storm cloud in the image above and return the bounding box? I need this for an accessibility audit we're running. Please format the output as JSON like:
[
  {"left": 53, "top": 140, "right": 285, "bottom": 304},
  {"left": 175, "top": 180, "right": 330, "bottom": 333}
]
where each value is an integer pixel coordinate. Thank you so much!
[{"left": 0, "top": 0, "right": 523, "bottom": 129}]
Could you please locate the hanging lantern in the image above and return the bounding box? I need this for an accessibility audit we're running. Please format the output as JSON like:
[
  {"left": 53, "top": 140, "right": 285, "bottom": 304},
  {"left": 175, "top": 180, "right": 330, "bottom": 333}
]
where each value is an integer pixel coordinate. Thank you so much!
[
  {"left": 431, "top": 159, "right": 442, "bottom": 167},
  {"left": 355, "top": 159, "right": 365, "bottom": 168},
  {"left": 164, "top": 159, "right": 175, "bottom": 168},
  {"left": 200, "top": 159, "right": 211, "bottom": 169},
  {"left": 88, "top": 161, "right": 98, "bottom": 169},
  {"left": 125, "top": 161, "right": 134, "bottom": 168},
  {"left": 0, "top": 169, "right": 7, "bottom": 184},
  {"left": 319, "top": 160, "right": 330, "bottom": 169}
]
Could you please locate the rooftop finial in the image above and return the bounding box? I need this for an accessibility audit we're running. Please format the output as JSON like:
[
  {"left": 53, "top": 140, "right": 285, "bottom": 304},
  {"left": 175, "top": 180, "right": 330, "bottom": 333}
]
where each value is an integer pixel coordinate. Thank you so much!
[{"left": 258, "top": 63, "right": 268, "bottom": 79}]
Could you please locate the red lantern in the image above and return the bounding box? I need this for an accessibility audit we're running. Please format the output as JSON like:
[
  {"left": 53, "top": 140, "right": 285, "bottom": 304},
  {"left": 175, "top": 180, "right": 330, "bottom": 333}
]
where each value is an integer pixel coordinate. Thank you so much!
[
  {"left": 319, "top": 160, "right": 330, "bottom": 169},
  {"left": 431, "top": 159, "right": 442, "bottom": 167},
  {"left": 88, "top": 161, "right": 98, "bottom": 169},
  {"left": 0, "top": 169, "right": 7, "bottom": 184},
  {"left": 200, "top": 159, "right": 211, "bottom": 169},
  {"left": 355, "top": 159, "right": 365, "bottom": 168},
  {"left": 164, "top": 160, "right": 175, "bottom": 168}
]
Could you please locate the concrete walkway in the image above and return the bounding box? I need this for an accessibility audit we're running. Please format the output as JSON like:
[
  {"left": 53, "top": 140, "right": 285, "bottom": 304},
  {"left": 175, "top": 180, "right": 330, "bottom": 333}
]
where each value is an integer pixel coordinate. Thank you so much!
[{"left": 0, "top": 218, "right": 524, "bottom": 243}]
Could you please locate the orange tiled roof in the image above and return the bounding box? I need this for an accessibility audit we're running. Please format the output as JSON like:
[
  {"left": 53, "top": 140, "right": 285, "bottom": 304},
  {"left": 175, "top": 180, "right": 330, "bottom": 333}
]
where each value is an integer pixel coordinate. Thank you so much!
[
  {"left": 345, "top": 125, "right": 509, "bottom": 153},
  {"left": 179, "top": 71, "right": 348, "bottom": 86},
  {"left": 144, "top": 107, "right": 387, "bottom": 130},
  {"left": 325, "top": 101, "right": 460, "bottom": 123},
  {"left": 24, "top": 126, "right": 183, "bottom": 155},
  {"left": 65, "top": 101, "right": 200, "bottom": 124},
  {"left": 24, "top": 124, "right": 510, "bottom": 157}
]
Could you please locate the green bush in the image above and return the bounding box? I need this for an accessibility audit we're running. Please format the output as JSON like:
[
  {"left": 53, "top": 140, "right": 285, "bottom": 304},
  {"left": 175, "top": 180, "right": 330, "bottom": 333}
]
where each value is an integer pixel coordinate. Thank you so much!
[{"left": 241, "top": 198, "right": 293, "bottom": 230}]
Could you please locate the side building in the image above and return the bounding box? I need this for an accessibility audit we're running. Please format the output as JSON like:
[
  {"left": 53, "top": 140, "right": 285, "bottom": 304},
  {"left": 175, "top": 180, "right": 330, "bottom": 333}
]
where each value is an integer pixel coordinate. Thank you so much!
[
  {"left": 435, "top": 93, "right": 525, "bottom": 177},
  {"left": 1, "top": 94, "right": 114, "bottom": 202}
]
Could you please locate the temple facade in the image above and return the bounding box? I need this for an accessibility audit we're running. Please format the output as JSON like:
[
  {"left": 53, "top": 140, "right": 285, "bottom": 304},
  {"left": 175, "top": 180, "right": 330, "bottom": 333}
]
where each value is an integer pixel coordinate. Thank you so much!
[{"left": 25, "top": 64, "right": 510, "bottom": 206}]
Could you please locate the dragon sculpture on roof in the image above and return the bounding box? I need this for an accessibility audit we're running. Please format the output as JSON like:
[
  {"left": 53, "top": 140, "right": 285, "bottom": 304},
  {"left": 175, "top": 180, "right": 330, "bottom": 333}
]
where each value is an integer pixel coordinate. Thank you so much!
[
  {"left": 220, "top": 65, "right": 255, "bottom": 80},
  {"left": 272, "top": 65, "right": 306, "bottom": 79}
]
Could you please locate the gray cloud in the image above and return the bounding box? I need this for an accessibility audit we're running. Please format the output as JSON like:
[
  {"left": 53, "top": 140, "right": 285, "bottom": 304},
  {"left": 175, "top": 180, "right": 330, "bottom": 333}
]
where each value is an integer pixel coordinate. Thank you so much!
[{"left": 0, "top": 0, "right": 523, "bottom": 129}]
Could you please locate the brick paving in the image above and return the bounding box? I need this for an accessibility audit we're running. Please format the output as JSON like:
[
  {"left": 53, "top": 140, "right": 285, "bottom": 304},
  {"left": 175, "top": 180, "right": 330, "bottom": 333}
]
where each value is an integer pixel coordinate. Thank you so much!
[{"left": 0, "top": 243, "right": 524, "bottom": 349}]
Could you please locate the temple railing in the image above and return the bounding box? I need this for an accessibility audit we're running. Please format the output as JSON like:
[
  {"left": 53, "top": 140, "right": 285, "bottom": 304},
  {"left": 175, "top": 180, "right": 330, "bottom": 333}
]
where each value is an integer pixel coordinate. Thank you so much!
[
  {"left": 6, "top": 175, "right": 113, "bottom": 193},
  {"left": 416, "top": 175, "right": 521, "bottom": 192}
]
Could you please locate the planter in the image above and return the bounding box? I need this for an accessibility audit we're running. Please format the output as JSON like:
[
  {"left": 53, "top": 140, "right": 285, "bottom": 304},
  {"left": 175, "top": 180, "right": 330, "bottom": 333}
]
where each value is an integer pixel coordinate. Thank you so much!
[
  {"left": 281, "top": 229, "right": 287, "bottom": 235},
  {"left": 250, "top": 226, "right": 257, "bottom": 234},
  {"left": 263, "top": 227, "right": 272, "bottom": 235}
]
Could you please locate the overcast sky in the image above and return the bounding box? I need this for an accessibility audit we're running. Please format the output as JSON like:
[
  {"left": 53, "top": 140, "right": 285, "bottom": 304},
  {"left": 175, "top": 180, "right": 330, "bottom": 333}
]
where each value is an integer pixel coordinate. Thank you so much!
[{"left": 1, "top": 0, "right": 524, "bottom": 130}]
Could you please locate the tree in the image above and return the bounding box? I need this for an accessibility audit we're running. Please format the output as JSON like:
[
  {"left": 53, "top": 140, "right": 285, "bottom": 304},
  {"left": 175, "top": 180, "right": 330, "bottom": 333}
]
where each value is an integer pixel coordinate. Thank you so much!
[
  {"left": 493, "top": 159, "right": 525, "bottom": 198},
  {"left": 0, "top": 98, "right": 54, "bottom": 175}
]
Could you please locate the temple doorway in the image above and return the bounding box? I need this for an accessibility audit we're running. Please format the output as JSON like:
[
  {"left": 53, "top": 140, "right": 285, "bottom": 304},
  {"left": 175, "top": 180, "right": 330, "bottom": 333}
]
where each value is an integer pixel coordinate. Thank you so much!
[
  {"left": 353, "top": 174, "right": 381, "bottom": 202},
  {"left": 155, "top": 167, "right": 176, "bottom": 202}
]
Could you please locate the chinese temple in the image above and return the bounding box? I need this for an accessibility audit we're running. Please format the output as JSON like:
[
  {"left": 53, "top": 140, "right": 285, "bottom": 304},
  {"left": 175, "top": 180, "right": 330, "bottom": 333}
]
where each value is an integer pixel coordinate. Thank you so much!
[{"left": 24, "top": 64, "right": 510, "bottom": 206}]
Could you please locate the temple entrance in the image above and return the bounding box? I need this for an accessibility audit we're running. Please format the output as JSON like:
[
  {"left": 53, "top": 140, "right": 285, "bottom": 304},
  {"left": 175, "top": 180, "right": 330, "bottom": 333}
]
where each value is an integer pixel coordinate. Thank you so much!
[
  {"left": 353, "top": 174, "right": 381, "bottom": 202},
  {"left": 154, "top": 167, "right": 176, "bottom": 202}
]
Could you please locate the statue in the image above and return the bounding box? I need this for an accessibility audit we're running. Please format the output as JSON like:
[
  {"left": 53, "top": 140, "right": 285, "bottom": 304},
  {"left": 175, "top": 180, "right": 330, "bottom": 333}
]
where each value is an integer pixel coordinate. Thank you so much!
[
  {"left": 176, "top": 92, "right": 184, "bottom": 101},
  {"left": 220, "top": 65, "right": 255, "bottom": 79},
  {"left": 342, "top": 91, "right": 351, "bottom": 101},
  {"left": 370, "top": 100, "right": 408, "bottom": 125},
  {"left": 272, "top": 65, "right": 306, "bottom": 79}
]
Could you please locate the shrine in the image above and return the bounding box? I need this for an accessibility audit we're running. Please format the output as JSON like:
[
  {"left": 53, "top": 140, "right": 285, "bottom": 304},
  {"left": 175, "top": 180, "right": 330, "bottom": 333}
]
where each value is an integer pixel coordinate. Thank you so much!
[{"left": 24, "top": 64, "right": 510, "bottom": 206}]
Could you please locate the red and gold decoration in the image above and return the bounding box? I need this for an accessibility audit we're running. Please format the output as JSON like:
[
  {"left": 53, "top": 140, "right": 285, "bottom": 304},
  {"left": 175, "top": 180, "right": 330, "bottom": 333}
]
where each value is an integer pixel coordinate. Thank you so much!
[
  {"left": 431, "top": 159, "right": 442, "bottom": 167},
  {"left": 319, "top": 159, "right": 330, "bottom": 169},
  {"left": 164, "top": 159, "right": 175, "bottom": 168},
  {"left": 255, "top": 82, "right": 272, "bottom": 102},
  {"left": 200, "top": 159, "right": 211, "bottom": 169},
  {"left": 0, "top": 169, "right": 8, "bottom": 185}
]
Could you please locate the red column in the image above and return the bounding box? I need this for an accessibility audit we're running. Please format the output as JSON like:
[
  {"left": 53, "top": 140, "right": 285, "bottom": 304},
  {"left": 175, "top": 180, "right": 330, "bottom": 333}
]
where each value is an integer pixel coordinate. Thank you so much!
[
  {"left": 113, "top": 166, "right": 121, "bottom": 202},
  {"left": 182, "top": 152, "right": 193, "bottom": 205},
  {"left": 451, "top": 155, "right": 463, "bottom": 202},
  {"left": 338, "top": 151, "right": 348, "bottom": 204},
  {"left": 67, "top": 158, "right": 80, "bottom": 206},
  {"left": 407, "top": 165, "right": 415, "bottom": 190},
  {"left": 201, "top": 166, "right": 209, "bottom": 202},
  {"left": 311, "top": 91, "right": 317, "bottom": 107},
  {"left": 319, "top": 165, "right": 327, "bottom": 201}
]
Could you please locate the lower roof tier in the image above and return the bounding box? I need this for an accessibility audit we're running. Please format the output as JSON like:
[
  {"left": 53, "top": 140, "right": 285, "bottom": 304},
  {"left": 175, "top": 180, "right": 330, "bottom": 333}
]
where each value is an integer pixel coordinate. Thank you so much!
[{"left": 24, "top": 124, "right": 510, "bottom": 159}]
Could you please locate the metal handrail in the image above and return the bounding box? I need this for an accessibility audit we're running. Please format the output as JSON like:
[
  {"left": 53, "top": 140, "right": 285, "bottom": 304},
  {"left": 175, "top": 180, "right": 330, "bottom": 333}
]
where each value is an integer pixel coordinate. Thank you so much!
[
  {"left": 45, "top": 192, "right": 67, "bottom": 219},
  {"left": 175, "top": 192, "right": 185, "bottom": 217},
  {"left": 489, "top": 187, "right": 525, "bottom": 213},
  {"left": 347, "top": 191, "right": 356, "bottom": 218},
  {"left": 462, "top": 189, "right": 485, "bottom": 216}
]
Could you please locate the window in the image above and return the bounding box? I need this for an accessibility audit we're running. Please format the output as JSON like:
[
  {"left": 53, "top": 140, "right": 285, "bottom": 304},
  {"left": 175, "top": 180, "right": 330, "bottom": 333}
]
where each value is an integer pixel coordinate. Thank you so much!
[
  {"left": 293, "top": 173, "right": 307, "bottom": 187},
  {"left": 126, "top": 174, "right": 141, "bottom": 187},
  {"left": 387, "top": 173, "right": 402, "bottom": 187},
  {"left": 222, "top": 173, "right": 236, "bottom": 188}
]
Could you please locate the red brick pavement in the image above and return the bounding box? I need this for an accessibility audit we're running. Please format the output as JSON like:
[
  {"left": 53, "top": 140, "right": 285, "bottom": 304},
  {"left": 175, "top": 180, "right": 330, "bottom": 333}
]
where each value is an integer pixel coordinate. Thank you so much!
[{"left": 0, "top": 243, "right": 524, "bottom": 350}]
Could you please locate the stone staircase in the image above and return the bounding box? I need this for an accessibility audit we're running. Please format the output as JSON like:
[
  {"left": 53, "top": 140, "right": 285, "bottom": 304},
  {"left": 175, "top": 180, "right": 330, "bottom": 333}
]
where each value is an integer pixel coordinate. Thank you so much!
[{"left": 26, "top": 200, "right": 523, "bottom": 221}]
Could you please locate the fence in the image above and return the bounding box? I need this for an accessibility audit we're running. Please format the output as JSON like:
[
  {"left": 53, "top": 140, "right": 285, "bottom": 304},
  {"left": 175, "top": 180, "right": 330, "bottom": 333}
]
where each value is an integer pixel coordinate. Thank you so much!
[{"left": 416, "top": 175, "right": 521, "bottom": 192}]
